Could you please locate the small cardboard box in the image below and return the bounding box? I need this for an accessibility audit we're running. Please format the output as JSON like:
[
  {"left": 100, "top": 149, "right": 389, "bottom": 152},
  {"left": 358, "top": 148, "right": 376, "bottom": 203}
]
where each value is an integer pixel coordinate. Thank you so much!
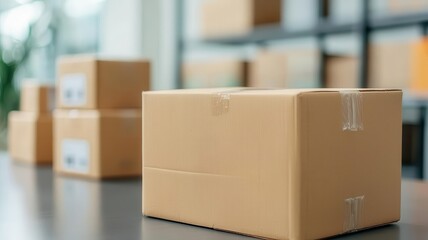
[
  {"left": 201, "top": 0, "right": 281, "bottom": 38},
  {"left": 325, "top": 55, "right": 358, "bottom": 88},
  {"left": 248, "top": 49, "right": 320, "bottom": 88},
  {"left": 57, "top": 55, "right": 150, "bottom": 109},
  {"left": 8, "top": 111, "right": 53, "bottom": 164},
  {"left": 20, "top": 82, "right": 55, "bottom": 112},
  {"left": 248, "top": 50, "right": 287, "bottom": 88},
  {"left": 369, "top": 42, "right": 412, "bottom": 89},
  {"left": 142, "top": 88, "right": 402, "bottom": 240},
  {"left": 54, "top": 109, "right": 142, "bottom": 179},
  {"left": 388, "top": 0, "right": 428, "bottom": 13},
  {"left": 182, "top": 59, "right": 249, "bottom": 88}
]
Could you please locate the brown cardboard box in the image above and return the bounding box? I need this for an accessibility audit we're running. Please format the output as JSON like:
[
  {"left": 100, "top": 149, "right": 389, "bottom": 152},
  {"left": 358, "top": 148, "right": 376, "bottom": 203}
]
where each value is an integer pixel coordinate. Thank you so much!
[
  {"left": 201, "top": 0, "right": 281, "bottom": 38},
  {"left": 182, "top": 59, "right": 249, "bottom": 88},
  {"left": 326, "top": 55, "right": 358, "bottom": 88},
  {"left": 54, "top": 109, "right": 142, "bottom": 179},
  {"left": 142, "top": 88, "right": 402, "bottom": 240},
  {"left": 248, "top": 49, "right": 320, "bottom": 88},
  {"left": 8, "top": 111, "right": 53, "bottom": 164},
  {"left": 248, "top": 50, "right": 287, "bottom": 88},
  {"left": 388, "top": 0, "right": 428, "bottom": 13},
  {"left": 20, "top": 82, "right": 55, "bottom": 112},
  {"left": 369, "top": 42, "right": 412, "bottom": 89},
  {"left": 57, "top": 55, "right": 150, "bottom": 109}
]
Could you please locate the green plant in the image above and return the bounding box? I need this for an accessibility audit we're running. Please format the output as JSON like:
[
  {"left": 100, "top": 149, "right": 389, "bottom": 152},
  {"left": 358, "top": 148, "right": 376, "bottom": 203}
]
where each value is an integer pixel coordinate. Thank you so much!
[{"left": 0, "top": 1, "right": 55, "bottom": 147}]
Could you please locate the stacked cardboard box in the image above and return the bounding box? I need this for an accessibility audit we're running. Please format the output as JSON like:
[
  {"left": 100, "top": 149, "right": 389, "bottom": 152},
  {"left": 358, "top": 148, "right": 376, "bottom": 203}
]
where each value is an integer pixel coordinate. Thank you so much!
[
  {"left": 248, "top": 49, "right": 320, "bottom": 88},
  {"left": 182, "top": 59, "right": 249, "bottom": 88},
  {"left": 142, "top": 88, "right": 402, "bottom": 240},
  {"left": 201, "top": 0, "right": 281, "bottom": 38},
  {"left": 9, "top": 82, "right": 55, "bottom": 164},
  {"left": 54, "top": 56, "right": 150, "bottom": 179}
]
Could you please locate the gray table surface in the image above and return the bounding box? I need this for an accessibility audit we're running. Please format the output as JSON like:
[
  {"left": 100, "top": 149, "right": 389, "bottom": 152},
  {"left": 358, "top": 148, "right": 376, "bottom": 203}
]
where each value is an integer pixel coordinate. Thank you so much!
[{"left": 1, "top": 153, "right": 428, "bottom": 240}]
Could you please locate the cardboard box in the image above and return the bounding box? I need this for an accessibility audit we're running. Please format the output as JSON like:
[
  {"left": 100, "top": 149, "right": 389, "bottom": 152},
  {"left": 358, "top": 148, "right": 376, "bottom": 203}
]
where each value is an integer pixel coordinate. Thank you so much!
[
  {"left": 411, "top": 38, "right": 428, "bottom": 91},
  {"left": 8, "top": 111, "right": 53, "bottom": 164},
  {"left": 201, "top": 0, "right": 281, "bottom": 38},
  {"left": 182, "top": 59, "right": 249, "bottom": 88},
  {"left": 248, "top": 49, "right": 320, "bottom": 88},
  {"left": 142, "top": 88, "right": 402, "bottom": 240},
  {"left": 20, "top": 82, "right": 55, "bottom": 112},
  {"left": 388, "top": 0, "right": 428, "bottom": 13},
  {"left": 57, "top": 56, "right": 150, "bottom": 109},
  {"left": 54, "top": 109, "right": 142, "bottom": 179},
  {"left": 369, "top": 42, "right": 412, "bottom": 89},
  {"left": 326, "top": 55, "right": 358, "bottom": 88},
  {"left": 248, "top": 50, "right": 287, "bottom": 88}
]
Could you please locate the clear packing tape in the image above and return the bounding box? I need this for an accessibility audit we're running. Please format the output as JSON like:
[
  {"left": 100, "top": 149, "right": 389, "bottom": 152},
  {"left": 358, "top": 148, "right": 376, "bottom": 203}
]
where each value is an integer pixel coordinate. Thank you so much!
[
  {"left": 343, "top": 195, "right": 365, "bottom": 232},
  {"left": 340, "top": 90, "right": 364, "bottom": 131}
]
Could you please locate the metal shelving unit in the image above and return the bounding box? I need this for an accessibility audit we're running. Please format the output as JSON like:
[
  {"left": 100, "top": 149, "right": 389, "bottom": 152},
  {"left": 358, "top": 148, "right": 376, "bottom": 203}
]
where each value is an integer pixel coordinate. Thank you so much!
[{"left": 177, "top": 0, "right": 428, "bottom": 88}]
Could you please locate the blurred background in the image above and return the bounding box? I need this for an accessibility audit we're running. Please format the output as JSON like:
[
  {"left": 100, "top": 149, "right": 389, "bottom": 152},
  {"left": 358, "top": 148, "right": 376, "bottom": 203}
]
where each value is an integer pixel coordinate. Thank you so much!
[{"left": 1, "top": 0, "right": 428, "bottom": 180}]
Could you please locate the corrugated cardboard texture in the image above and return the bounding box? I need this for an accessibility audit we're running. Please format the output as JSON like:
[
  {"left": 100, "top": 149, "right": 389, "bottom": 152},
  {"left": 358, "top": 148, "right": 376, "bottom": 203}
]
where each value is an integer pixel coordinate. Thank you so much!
[
  {"left": 201, "top": 0, "right": 281, "bottom": 38},
  {"left": 8, "top": 111, "right": 53, "bottom": 164},
  {"left": 57, "top": 56, "right": 150, "bottom": 109},
  {"left": 142, "top": 88, "right": 402, "bottom": 240},
  {"left": 369, "top": 42, "right": 412, "bottom": 89},
  {"left": 182, "top": 59, "right": 249, "bottom": 88},
  {"left": 326, "top": 56, "right": 358, "bottom": 88},
  {"left": 20, "top": 82, "right": 55, "bottom": 112},
  {"left": 248, "top": 49, "right": 320, "bottom": 88},
  {"left": 54, "top": 109, "right": 142, "bottom": 179}
]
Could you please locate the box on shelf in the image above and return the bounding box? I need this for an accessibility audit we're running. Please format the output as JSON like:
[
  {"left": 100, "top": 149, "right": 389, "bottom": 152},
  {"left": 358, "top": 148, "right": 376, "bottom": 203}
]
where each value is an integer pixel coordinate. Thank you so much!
[
  {"left": 411, "top": 38, "right": 428, "bottom": 91},
  {"left": 54, "top": 109, "right": 142, "bottom": 179},
  {"left": 20, "top": 82, "right": 55, "bottom": 113},
  {"left": 142, "top": 88, "right": 402, "bottom": 240},
  {"left": 57, "top": 55, "right": 150, "bottom": 109},
  {"left": 369, "top": 42, "right": 412, "bottom": 89},
  {"left": 201, "top": 0, "right": 281, "bottom": 38},
  {"left": 388, "top": 0, "right": 428, "bottom": 13},
  {"left": 8, "top": 111, "right": 53, "bottom": 164},
  {"left": 248, "top": 49, "right": 320, "bottom": 88},
  {"left": 325, "top": 55, "right": 358, "bottom": 88},
  {"left": 248, "top": 50, "right": 287, "bottom": 88},
  {"left": 182, "top": 59, "right": 249, "bottom": 88}
]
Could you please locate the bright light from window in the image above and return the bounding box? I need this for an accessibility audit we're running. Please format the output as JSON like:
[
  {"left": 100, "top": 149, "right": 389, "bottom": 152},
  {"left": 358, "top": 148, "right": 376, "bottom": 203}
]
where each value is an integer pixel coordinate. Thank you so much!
[
  {"left": 64, "top": 0, "right": 105, "bottom": 18},
  {"left": 0, "top": 1, "right": 44, "bottom": 41}
]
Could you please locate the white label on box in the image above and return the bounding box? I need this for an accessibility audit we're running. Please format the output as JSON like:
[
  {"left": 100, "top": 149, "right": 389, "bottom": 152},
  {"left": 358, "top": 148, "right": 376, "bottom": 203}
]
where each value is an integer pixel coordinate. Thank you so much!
[
  {"left": 62, "top": 139, "right": 90, "bottom": 173},
  {"left": 61, "top": 74, "right": 87, "bottom": 106}
]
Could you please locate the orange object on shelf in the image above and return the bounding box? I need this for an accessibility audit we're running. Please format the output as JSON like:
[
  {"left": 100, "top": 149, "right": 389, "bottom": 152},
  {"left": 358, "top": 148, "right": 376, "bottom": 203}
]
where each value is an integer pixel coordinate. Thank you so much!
[{"left": 411, "top": 38, "right": 428, "bottom": 91}]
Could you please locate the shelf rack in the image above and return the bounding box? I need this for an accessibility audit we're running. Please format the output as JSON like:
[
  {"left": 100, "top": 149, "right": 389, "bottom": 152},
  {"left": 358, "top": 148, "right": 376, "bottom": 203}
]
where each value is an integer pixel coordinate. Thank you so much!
[{"left": 176, "top": 0, "right": 428, "bottom": 88}]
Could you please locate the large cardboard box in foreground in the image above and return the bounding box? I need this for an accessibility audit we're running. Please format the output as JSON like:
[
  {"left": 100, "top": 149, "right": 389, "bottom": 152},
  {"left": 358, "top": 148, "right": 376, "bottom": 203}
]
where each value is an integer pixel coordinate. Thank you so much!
[
  {"left": 8, "top": 111, "right": 52, "bottom": 164},
  {"left": 142, "top": 88, "right": 402, "bottom": 240},
  {"left": 201, "top": 0, "right": 281, "bottom": 38},
  {"left": 57, "top": 56, "right": 150, "bottom": 109},
  {"left": 20, "top": 82, "right": 55, "bottom": 112},
  {"left": 54, "top": 109, "right": 142, "bottom": 179}
]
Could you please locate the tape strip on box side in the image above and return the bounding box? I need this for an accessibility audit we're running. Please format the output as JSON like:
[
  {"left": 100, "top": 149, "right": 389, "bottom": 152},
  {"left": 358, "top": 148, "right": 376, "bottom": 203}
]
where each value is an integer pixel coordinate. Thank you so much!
[
  {"left": 340, "top": 90, "right": 363, "bottom": 131},
  {"left": 343, "top": 195, "right": 365, "bottom": 232}
]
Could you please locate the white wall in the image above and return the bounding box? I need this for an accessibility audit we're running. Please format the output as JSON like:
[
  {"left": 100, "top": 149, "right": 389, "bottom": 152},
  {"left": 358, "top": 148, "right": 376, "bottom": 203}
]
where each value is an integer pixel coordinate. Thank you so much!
[{"left": 100, "top": 0, "right": 178, "bottom": 90}]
